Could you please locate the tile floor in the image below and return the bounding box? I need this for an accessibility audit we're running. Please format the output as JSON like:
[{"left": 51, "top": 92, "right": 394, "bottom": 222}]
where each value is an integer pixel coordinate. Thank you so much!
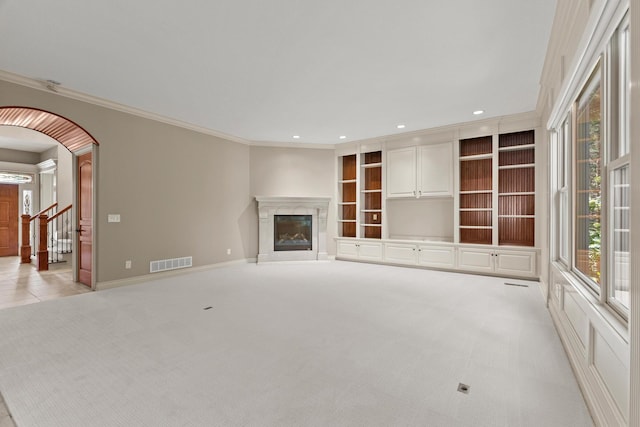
[{"left": 0, "top": 256, "right": 91, "bottom": 426}]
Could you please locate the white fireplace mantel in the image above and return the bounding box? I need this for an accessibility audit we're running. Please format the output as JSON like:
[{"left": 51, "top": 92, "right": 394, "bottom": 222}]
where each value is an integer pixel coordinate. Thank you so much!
[{"left": 256, "top": 196, "right": 330, "bottom": 262}]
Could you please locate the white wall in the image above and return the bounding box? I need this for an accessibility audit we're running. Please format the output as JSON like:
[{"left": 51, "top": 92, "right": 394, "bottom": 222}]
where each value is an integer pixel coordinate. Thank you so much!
[
  {"left": 250, "top": 146, "right": 336, "bottom": 255},
  {"left": 539, "top": 0, "right": 632, "bottom": 425}
]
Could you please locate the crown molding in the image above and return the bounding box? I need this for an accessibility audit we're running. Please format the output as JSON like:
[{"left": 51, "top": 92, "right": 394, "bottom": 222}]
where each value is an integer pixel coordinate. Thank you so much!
[
  {"left": 0, "top": 69, "right": 253, "bottom": 146},
  {"left": 249, "top": 140, "right": 335, "bottom": 150},
  {"left": 338, "top": 110, "right": 541, "bottom": 148}
]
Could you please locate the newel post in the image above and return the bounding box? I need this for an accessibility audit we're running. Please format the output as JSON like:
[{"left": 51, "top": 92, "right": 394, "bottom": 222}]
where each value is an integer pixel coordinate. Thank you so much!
[
  {"left": 20, "top": 214, "right": 31, "bottom": 264},
  {"left": 37, "top": 214, "right": 48, "bottom": 271}
]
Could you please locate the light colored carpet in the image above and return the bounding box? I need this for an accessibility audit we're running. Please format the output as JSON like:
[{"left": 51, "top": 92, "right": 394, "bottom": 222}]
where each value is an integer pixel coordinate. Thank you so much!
[{"left": 0, "top": 261, "right": 593, "bottom": 426}]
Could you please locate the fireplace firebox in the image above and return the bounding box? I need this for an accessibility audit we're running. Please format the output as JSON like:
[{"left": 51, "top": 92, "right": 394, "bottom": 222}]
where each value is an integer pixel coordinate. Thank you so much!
[
  {"left": 274, "top": 215, "right": 312, "bottom": 251},
  {"left": 255, "top": 196, "right": 329, "bottom": 262}
]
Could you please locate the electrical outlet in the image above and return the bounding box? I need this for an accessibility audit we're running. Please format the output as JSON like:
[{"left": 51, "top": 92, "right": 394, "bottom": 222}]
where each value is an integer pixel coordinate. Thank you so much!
[
  {"left": 125, "top": 260, "right": 131, "bottom": 269},
  {"left": 373, "top": 213, "right": 378, "bottom": 221},
  {"left": 226, "top": 248, "right": 231, "bottom": 255}
]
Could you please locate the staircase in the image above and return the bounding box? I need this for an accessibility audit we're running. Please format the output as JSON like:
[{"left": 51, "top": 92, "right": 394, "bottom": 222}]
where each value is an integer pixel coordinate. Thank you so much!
[{"left": 20, "top": 203, "right": 73, "bottom": 270}]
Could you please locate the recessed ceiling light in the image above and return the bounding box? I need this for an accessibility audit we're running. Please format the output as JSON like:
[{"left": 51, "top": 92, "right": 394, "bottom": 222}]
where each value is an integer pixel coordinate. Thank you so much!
[
  {"left": 473, "top": 110, "right": 485, "bottom": 115},
  {"left": 293, "top": 135, "right": 300, "bottom": 139},
  {"left": 339, "top": 136, "right": 346, "bottom": 140},
  {"left": 397, "top": 124, "right": 406, "bottom": 129}
]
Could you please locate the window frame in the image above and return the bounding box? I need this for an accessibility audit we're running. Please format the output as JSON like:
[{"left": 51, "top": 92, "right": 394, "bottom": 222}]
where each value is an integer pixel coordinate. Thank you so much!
[{"left": 572, "top": 61, "right": 603, "bottom": 294}]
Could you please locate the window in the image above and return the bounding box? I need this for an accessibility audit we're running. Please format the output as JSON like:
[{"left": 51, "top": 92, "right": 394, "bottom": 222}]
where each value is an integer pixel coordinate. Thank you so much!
[
  {"left": 550, "top": 10, "right": 630, "bottom": 319},
  {"left": 558, "top": 118, "right": 570, "bottom": 265},
  {"left": 609, "top": 163, "right": 629, "bottom": 312},
  {"left": 607, "top": 17, "right": 630, "bottom": 314},
  {"left": 574, "top": 64, "right": 602, "bottom": 290}
]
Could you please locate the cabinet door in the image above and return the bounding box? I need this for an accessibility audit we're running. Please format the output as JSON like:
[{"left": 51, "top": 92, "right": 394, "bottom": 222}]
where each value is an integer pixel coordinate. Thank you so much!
[
  {"left": 358, "top": 241, "right": 383, "bottom": 261},
  {"left": 386, "top": 147, "right": 417, "bottom": 198},
  {"left": 418, "top": 142, "right": 453, "bottom": 196},
  {"left": 457, "top": 247, "right": 494, "bottom": 273},
  {"left": 494, "top": 250, "right": 537, "bottom": 277},
  {"left": 417, "top": 245, "right": 455, "bottom": 268},
  {"left": 384, "top": 243, "right": 417, "bottom": 265},
  {"left": 336, "top": 240, "right": 358, "bottom": 259}
]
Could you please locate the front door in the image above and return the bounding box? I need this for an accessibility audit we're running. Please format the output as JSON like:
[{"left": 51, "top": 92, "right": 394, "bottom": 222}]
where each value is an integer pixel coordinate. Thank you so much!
[
  {"left": 78, "top": 152, "right": 92, "bottom": 286},
  {"left": 0, "top": 184, "right": 19, "bottom": 257}
]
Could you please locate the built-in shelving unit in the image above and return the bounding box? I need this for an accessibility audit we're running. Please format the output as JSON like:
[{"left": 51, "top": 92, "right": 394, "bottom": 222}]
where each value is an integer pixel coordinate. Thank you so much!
[
  {"left": 458, "top": 131, "right": 535, "bottom": 247},
  {"left": 498, "top": 130, "right": 535, "bottom": 246},
  {"left": 361, "top": 151, "right": 382, "bottom": 239},
  {"left": 459, "top": 136, "right": 493, "bottom": 244},
  {"left": 338, "top": 154, "right": 357, "bottom": 237}
]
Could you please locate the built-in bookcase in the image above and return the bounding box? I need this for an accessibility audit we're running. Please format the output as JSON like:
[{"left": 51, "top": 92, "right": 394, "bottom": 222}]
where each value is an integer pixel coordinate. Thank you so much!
[
  {"left": 498, "top": 130, "right": 535, "bottom": 246},
  {"left": 361, "top": 151, "right": 382, "bottom": 239},
  {"left": 458, "top": 131, "right": 535, "bottom": 246},
  {"left": 338, "top": 154, "right": 357, "bottom": 237},
  {"left": 459, "top": 136, "right": 493, "bottom": 244}
]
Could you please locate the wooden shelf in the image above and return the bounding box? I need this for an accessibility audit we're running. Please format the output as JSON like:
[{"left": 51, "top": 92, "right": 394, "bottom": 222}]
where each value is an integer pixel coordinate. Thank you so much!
[
  {"left": 361, "top": 151, "right": 383, "bottom": 239},
  {"left": 499, "top": 143, "right": 535, "bottom": 151},
  {"left": 458, "top": 130, "right": 535, "bottom": 247},
  {"left": 339, "top": 154, "right": 357, "bottom": 237},
  {"left": 497, "top": 130, "right": 535, "bottom": 246}
]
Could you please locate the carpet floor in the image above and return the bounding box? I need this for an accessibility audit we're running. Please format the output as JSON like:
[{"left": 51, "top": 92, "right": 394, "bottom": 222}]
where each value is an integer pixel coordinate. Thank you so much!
[{"left": 0, "top": 261, "right": 593, "bottom": 426}]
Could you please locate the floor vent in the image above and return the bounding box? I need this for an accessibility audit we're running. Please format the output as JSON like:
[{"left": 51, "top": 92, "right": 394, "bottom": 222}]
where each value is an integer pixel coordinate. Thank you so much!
[
  {"left": 150, "top": 256, "right": 192, "bottom": 273},
  {"left": 504, "top": 282, "right": 529, "bottom": 288},
  {"left": 457, "top": 383, "right": 470, "bottom": 394}
]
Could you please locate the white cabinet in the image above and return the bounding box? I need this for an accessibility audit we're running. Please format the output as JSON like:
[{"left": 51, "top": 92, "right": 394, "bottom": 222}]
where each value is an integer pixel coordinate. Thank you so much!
[
  {"left": 418, "top": 143, "right": 453, "bottom": 196},
  {"left": 457, "top": 247, "right": 494, "bottom": 273},
  {"left": 384, "top": 242, "right": 456, "bottom": 269},
  {"left": 387, "top": 143, "right": 453, "bottom": 198},
  {"left": 417, "top": 244, "right": 456, "bottom": 268},
  {"left": 336, "top": 239, "right": 383, "bottom": 262},
  {"left": 386, "top": 147, "right": 417, "bottom": 197},
  {"left": 458, "top": 246, "right": 537, "bottom": 277},
  {"left": 384, "top": 243, "right": 417, "bottom": 265},
  {"left": 494, "top": 250, "right": 537, "bottom": 277}
]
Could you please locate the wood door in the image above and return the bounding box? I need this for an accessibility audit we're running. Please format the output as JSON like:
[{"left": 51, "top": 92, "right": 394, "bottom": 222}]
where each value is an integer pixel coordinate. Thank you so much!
[
  {"left": 78, "top": 152, "right": 92, "bottom": 286},
  {"left": 0, "top": 184, "right": 19, "bottom": 257}
]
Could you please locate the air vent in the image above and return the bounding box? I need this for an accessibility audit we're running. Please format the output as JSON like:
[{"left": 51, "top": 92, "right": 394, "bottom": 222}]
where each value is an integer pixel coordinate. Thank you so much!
[
  {"left": 150, "top": 256, "right": 192, "bottom": 273},
  {"left": 504, "top": 282, "right": 529, "bottom": 287},
  {"left": 457, "top": 383, "right": 470, "bottom": 394}
]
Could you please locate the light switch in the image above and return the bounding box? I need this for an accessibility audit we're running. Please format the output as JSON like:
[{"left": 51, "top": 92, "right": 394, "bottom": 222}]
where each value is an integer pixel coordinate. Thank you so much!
[{"left": 108, "top": 214, "right": 121, "bottom": 223}]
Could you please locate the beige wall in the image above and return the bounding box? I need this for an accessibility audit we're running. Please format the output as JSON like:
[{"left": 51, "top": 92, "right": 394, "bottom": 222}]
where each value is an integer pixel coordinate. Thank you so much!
[
  {"left": 250, "top": 146, "right": 336, "bottom": 255},
  {"left": 56, "top": 144, "right": 73, "bottom": 208},
  {"left": 0, "top": 147, "right": 40, "bottom": 164},
  {"left": 1, "top": 79, "right": 255, "bottom": 283},
  {"left": 0, "top": 80, "right": 341, "bottom": 282}
]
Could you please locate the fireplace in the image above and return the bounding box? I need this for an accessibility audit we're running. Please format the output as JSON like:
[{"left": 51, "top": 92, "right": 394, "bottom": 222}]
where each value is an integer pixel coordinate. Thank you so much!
[
  {"left": 274, "top": 215, "right": 312, "bottom": 251},
  {"left": 256, "top": 196, "right": 330, "bottom": 262}
]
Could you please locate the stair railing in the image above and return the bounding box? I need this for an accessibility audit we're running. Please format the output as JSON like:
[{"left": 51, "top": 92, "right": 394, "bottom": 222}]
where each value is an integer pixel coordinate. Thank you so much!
[
  {"left": 20, "top": 202, "right": 57, "bottom": 264},
  {"left": 46, "top": 205, "right": 73, "bottom": 265}
]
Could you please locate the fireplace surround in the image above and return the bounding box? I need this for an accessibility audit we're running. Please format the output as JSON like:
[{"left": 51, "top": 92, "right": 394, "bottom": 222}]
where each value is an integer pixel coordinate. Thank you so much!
[{"left": 256, "top": 196, "right": 330, "bottom": 262}]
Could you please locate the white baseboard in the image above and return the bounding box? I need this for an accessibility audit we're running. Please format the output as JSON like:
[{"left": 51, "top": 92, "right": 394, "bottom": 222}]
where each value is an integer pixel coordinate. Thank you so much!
[{"left": 95, "top": 258, "right": 256, "bottom": 291}]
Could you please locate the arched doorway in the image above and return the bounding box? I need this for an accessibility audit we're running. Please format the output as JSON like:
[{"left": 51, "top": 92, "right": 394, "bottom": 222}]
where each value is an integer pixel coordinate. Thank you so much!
[{"left": 0, "top": 106, "right": 99, "bottom": 287}]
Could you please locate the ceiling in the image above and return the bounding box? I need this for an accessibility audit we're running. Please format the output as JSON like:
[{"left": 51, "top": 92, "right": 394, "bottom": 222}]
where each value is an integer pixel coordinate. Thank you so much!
[
  {"left": 0, "top": 0, "right": 556, "bottom": 145},
  {"left": 0, "top": 126, "right": 58, "bottom": 154}
]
